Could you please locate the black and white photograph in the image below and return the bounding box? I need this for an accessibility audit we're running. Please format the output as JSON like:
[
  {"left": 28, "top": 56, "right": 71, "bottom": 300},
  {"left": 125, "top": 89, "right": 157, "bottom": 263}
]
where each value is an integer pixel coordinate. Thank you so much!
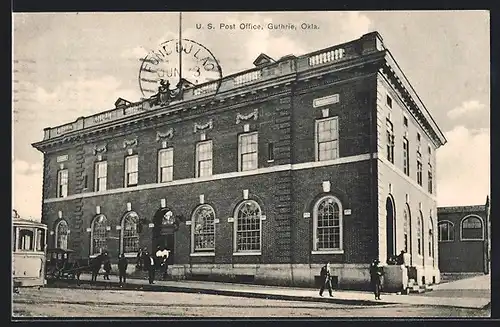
[{"left": 12, "top": 10, "right": 491, "bottom": 318}]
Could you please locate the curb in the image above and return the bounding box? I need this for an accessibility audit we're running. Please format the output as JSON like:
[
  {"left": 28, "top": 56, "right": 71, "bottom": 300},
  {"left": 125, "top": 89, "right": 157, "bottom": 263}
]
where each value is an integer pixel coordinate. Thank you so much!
[{"left": 46, "top": 279, "right": 391, "bottom": 307}]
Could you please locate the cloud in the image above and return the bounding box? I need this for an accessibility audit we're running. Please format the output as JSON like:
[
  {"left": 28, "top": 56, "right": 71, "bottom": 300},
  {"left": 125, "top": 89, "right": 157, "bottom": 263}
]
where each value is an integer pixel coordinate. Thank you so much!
[
  {"left": 436, "top": 126, "right": 490, "bottom": 206},
  {"left": 340, "top": 12, "right": 373, "bottom": 42},
  {"left": 447, "top": 100, "right": 486, "bottom": 119},
  {"left": 12, "top": 159, "right": 43, "bottom": 221}
]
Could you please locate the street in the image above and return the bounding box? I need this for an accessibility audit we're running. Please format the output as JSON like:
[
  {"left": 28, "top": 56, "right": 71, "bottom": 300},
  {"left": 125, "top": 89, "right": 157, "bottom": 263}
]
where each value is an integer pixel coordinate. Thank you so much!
[{"left": 12, "top": 286, "right": 490, "bottom": 318}]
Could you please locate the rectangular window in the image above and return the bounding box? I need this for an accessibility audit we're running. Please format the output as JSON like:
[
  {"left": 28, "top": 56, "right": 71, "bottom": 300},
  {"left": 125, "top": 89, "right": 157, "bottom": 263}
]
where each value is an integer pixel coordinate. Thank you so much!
[
  {"left": 83, "top": 175, "right": 88, "bottom": 189},
  {"left": 428, "top": 165, "right": 433, "bottom": 194},
  {"left": 196, "top": 140, "right": 213, "bottom": 177},
  {"left": 403, "top": 138, "right": 410, "bottom": 176},
  {"left": 417, "top": 160, "right": 423, "bottom": 186},
  {"left": 316, "top": 117, "right": 339, "bottom": 161},
  {"left": 386, "top": 119, "right": 395, "bottom": 164},
  {"left": 403, "top": 116, "right": 408, "bottom": 127},
  {"left": 57, "top": 169, "right": 68, "bottom": 198},
  {"left": 158, "top": 148, "right": 174, "bottom": 182},
  {"left": 239, "top": 132, "right": 258, "bottom": 171},
  {"left": 94, "top": 161, "right": 107, "bottom": 192},
  {"left": 386, "top": 95, "right": 393, "bottom": 108},
  {"left": 417, "top": 132, "right": 421, "bottom": 142},
  {"left": 267, "top": 142, "right": 274, "bottom": 162},
  {"left": 125, "top": 155, "right": 138, "bottom": 187}
]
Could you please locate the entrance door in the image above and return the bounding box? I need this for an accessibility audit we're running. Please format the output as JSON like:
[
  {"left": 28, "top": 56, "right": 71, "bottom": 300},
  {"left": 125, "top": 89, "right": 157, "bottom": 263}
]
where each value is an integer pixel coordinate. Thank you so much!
[{"left": 386, "top": 196, "right": 396, "bottom": 260}]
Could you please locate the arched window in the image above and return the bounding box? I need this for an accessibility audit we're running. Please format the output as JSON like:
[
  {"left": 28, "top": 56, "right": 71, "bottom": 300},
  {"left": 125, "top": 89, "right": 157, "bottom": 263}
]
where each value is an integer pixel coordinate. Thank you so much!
[
  {"left": 192, "top": 205, "right": 216, "bottom": 253},
  {"left": 460, "top": 215, "right": 484, "bottom": 241},
  {"left": 121, "top": 212, "right": 140, "bottom": 255},
  {"left": 55, "top": 220, "right": 69, "bottom": 250},
  {"left": 403, "top": 205, "right": 410, "bottom": 252},
  {"left": 234, "top": 200, "right": 261, "bottom": 252},
  {"left": 417, "top": 211, "right": 423, "bottom": 256},
  {"left": 91, "top": 215, "right": 108, "bottom": 255},
  {"left": 438, "top": 221, "right": 454, "bottom": 241},
  {"left": 313, "top": 195, "right": 343, "bottom": 251},
  {"left": 428, "top": 217, "right": 434, "bottom": 258}
]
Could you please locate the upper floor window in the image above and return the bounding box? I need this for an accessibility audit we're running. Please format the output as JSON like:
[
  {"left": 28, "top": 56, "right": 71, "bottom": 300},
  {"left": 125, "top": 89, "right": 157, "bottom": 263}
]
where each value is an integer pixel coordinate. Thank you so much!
[
  {"left": 386, "top": 95, "right": 393, "bottom": 109},
  {"left": 91, "top": 214, "right": 108, "bottom": 255},
  {"left": 94, "top": 161, "right": 107, "bottom": 192},
  {"left": 55, "top": 220, "right": 69, "bottom": 250},
  {"left": 403, "top": 138, "right": 410, "bottom": 176},
  {"left": 239, "top": 132, "right": 258, "bottom": 171},
  {"left": 417, "top": 160, "right": 423, "bottom": 186},
  {"left": 417, "top": 132, "right": 421, "bottom": 143},
  {"left": 428, "top": 164, "right": 433, "bottom": 194},
  {"left": 196, "top": 140, "right": 213, "bottom": 177},
  {"left": 192, "top": 205, "right": 216, "bottom": 253},
  {"left": 234, "top": 200, "right": 262, "bottom": 253},
  {"left": 460, "top": 215, "right": 484, "bottom": 241},
  {"left": 386, "top": 119, "right": 395, "bottom": 164},
  {"left": 403, "top": 116, "right": 408, "bottom": 127},
  {"left": 313, "top": 195, "right": 343, "bottom": 252},
  {"left": 158, "top": 148, "right": 174, "bottom": 183},
  {"left": 57, "top": 169, "right": 68, "bottom": 198},
  {"left": 125, "top": 155, "right": 138, "bottom": 187},
  {"left": 316, "top": 117, "right": 339, "bottom": 161},
  {"left": 121, "top": 212, "right": 140, "bottom": 255},
  {"left": 438, "top": 221, "right": 454, "bottom": 242}
]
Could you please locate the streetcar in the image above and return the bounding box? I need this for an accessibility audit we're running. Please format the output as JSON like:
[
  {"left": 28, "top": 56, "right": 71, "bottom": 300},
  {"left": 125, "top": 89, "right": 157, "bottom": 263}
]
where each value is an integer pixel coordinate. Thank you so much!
[{"left": 12, "top": 215, "right": 47, "bottom": 288}]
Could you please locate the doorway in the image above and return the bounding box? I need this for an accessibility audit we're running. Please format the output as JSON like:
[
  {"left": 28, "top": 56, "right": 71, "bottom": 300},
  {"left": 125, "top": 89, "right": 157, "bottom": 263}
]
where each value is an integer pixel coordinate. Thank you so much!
[{"left": 152, "top": 207, "right": 176, "bottom": 264}]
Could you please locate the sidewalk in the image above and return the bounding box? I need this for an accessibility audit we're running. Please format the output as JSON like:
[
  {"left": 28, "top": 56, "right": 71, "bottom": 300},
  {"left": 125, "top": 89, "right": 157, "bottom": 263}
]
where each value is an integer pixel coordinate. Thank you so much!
[{"left": 49, "top": 273, "right": 490, "bottom": 310}]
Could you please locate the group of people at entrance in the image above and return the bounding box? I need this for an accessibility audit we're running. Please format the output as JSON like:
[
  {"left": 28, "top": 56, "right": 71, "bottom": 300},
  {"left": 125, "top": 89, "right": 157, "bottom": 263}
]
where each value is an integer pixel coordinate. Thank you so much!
[
  {"left": 319, "top": 259, "right": 384, "bottom": 300},
  {"left": 136, "top": 246, "right": 171, "bottom": 284}
]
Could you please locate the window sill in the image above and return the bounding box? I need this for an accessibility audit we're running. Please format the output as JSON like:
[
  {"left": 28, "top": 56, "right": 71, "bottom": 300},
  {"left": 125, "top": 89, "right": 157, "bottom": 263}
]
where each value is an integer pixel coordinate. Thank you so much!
[
  {"left": 267, "top": 160, "right": 275, "bottom": 163},
  {"left": 190, "top": 252, "right": 215, "bottom": 257},
  {"left": 311, "top": 250, "right": 344, "bottom": 255},
  {"left": 233, "top": 252, "right": 261, "bottom": 256},
  {"left": 460, "top": 238, "right": 485, "bottom": 242},
  {"left": 123, "top": 253, "right": 137, "bottom": 258},
  {"left": 438, "top": 240, "right": 454, "bottom": 243}
]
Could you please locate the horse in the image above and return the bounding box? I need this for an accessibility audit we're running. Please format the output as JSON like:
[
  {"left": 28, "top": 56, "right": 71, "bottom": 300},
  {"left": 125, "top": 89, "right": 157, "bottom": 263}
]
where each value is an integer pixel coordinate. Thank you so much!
[{"left": 90, "top": 254, "right": 105, "bottom": 282}]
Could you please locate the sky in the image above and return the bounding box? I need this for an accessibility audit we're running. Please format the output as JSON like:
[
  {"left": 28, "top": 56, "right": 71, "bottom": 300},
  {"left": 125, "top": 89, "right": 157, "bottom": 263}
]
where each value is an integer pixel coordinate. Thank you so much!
[{"left": 12, "top": 11, "right": 490, "bottom": 220}]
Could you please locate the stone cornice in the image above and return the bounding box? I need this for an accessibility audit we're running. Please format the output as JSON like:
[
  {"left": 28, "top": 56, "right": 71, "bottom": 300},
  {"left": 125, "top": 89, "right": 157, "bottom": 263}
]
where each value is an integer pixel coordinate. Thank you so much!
[{"left": 34, "top": 87, "right": 294, "bottom": 154}]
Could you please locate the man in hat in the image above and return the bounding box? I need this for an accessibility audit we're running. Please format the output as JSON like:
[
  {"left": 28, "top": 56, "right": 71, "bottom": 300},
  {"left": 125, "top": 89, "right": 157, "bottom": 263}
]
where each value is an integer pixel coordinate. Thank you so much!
[
  {"left": 319, "top": 262, "right": 333, "bottom": 297},
  {"left": 370, "top": 258, "right": 384, "bottom": 300}
]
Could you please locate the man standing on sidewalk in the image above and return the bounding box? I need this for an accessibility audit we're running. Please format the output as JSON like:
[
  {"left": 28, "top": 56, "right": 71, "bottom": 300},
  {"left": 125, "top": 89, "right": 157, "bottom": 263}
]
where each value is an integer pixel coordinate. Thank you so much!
[
  {"left": 370, "top": 259, "right": 384, "bottom": 300},
  {"left": 144, "top": 251, "right": 156, "bottom": 284},
  {"left": 319, "top": 262, "right": 333, "bottom": 297},
  {"left": 118, "top": 253, "right": 128, "bottom": 287}
]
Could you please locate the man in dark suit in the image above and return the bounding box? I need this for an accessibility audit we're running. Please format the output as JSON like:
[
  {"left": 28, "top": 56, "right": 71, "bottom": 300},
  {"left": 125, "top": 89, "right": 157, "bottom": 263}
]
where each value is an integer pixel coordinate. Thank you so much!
[{"left": 144, "top": 251, "right": 155, "bottom": 284}]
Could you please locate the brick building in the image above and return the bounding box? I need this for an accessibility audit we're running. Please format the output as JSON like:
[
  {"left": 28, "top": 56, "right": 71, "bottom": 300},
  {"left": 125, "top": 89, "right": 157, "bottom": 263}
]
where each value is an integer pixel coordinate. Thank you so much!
[
  {"left": 437, "top": 197, "right": 491, "bottom": 275},
  {"left": 32, "top": 31, "right": 447, "bottom": 290}
]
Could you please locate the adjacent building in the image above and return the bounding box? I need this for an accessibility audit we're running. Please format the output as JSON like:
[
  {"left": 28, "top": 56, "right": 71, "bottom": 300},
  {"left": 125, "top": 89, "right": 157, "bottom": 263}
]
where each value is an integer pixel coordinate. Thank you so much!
[
  {"left": 437, "top": 197, "right": 491, "bottom": 275},
  {"left": 32, "top": 31, "right": 447, "bottom": 290}
]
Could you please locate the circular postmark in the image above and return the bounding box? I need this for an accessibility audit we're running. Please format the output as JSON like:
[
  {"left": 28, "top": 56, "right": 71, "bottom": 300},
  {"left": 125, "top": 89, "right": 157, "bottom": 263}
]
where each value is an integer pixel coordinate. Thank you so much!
[{"left": 138, "top": 39, "right": 223, "bottom": 100}]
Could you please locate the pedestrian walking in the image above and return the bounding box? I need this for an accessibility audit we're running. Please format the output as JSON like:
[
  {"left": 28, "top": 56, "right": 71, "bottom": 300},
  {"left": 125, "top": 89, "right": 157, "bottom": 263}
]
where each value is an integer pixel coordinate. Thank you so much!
[
  {"left": 370, "top": 258, "right": 384, "bottom": 300},
  {"left": 118, "top": 253, "right": 128, "bottom": 286},
  {"left": 144, "top": 251, "right": 155, "bottom": 284},
  {"left": 103, "top": 252, "right": 112, "bottom": 281},
  {"left": 319, "top": 262, "right": 333, "bottom": 297},
  {"left": 160, "top": 247, "right": 170, "bottom": 280},
  {"left": 136, "top": 248, "right": 143, "bottom": 269}
]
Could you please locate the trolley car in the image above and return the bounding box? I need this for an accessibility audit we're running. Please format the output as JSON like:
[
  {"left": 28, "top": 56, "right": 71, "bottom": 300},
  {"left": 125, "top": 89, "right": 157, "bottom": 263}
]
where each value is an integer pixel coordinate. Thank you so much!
[{"left": 12, "top": 217, "right": 47, "bottom": 288}]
